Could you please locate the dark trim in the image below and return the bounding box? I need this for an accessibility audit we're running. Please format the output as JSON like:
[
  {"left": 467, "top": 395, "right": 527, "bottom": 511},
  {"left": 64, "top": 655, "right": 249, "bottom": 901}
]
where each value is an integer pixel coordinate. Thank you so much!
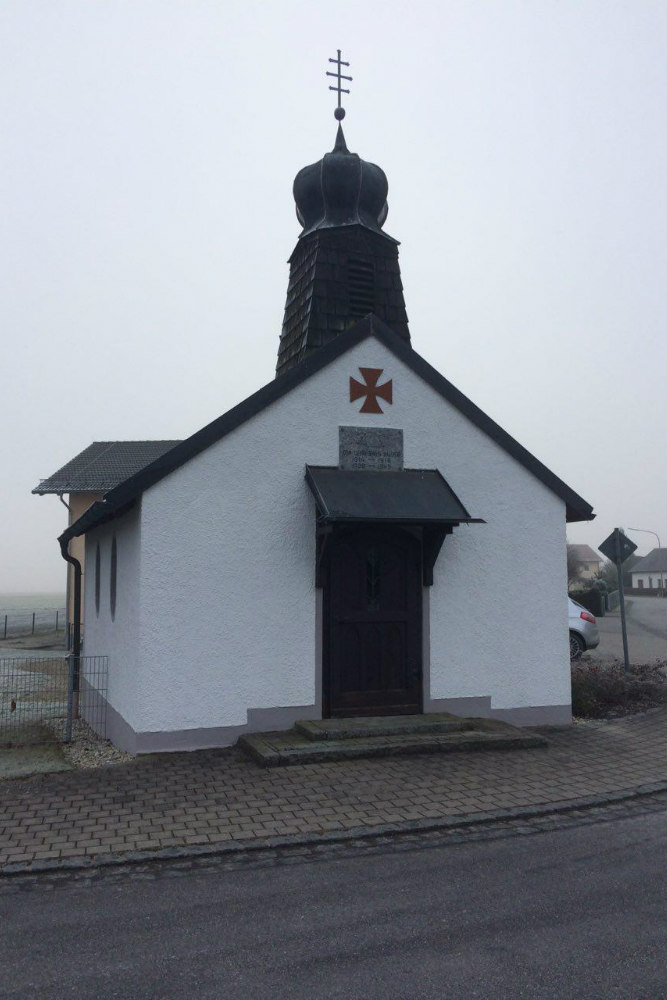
[
  {"left": 58, "top": 538, "right": 81, "bottom": 701},
  {"left": 109, "top": 534, "right": 117, "bottom": 621},
  {"left": 317, "top": 521, "right": 462, "bottom": 589},
  {"left": 322, "top": 523, "right": 423, "bottom": 718},
  {"left": 94, "top": 543, "right": 101, "bottom": 616},
  {"left": 422, "top": 526, "right": 452, "bottom": 586},
  {"left": 59, "top": 314, "right": 594, "bottom": 545},
  {"left": 59, "top": 499, "right": 137, "bottom": 545},
  {"left": 305, "top": 465, "right": 486, "bottom": 530},
  {"left": 315, "top": 523, "right": 333, "bottom": 588}
]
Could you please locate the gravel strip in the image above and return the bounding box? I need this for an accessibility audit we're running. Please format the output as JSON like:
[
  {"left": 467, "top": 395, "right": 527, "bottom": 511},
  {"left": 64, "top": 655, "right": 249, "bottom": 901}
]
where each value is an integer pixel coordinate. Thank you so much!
[{"left": 43, "top": 717, "right": 134, "bottom": 769}]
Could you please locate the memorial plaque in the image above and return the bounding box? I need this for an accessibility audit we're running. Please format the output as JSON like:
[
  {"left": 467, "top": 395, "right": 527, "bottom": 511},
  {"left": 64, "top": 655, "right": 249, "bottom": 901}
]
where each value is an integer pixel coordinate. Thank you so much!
[{"left": 339, "top": 426, "right": 404, "bottom": 471}]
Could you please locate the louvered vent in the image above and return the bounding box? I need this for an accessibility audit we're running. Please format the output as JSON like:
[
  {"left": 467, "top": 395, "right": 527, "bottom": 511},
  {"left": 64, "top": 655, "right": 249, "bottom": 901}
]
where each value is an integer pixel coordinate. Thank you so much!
[{"left": 348, "top": 258, "right": 375, "bottom": 317}]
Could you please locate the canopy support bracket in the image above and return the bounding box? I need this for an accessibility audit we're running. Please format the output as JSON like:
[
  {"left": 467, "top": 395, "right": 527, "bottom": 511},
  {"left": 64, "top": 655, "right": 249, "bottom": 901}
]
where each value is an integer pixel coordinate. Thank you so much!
[
  {"left": 315, "top": 523, "right": 333, "bottom": 588},
  {"left": 422, "top": 525, "right": 453, "bottom": 586}
]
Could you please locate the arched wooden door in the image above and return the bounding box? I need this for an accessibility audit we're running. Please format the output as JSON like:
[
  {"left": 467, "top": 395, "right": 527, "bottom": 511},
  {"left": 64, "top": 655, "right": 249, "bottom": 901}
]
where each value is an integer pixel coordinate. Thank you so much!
[{"left": 324, "top": 526, "right": 422, "bottom": 717}]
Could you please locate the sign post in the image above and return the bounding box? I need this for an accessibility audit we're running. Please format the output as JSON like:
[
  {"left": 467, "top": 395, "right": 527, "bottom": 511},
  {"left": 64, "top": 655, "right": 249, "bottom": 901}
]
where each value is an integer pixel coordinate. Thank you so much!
[{"left": 598, "top": 528, "right": 638, "bottom": 673}]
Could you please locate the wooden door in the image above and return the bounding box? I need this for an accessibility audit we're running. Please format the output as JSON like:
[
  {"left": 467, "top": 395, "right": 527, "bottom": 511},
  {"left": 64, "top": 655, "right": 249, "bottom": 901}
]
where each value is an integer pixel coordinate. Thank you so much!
[{"left": 325, "top": 526, "right": 422, "bottom": 717}]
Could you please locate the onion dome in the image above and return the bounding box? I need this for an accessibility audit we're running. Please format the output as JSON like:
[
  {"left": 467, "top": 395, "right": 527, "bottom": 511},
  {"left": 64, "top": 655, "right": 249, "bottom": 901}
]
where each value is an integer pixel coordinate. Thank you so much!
[{"left": 293, "top": 125, "right": 394, "bottom": 240}]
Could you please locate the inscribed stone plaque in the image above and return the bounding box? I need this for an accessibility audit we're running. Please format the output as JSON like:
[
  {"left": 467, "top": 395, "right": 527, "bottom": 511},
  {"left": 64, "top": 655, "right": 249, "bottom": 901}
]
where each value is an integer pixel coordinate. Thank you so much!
[{"left": 339, "top": 426, "right": 404, "bottom": 471}]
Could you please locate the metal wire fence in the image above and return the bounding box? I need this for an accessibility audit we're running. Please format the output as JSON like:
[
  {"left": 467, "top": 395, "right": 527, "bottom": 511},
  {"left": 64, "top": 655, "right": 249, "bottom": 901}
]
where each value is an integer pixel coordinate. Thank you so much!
[
  {"left": 1, "top": 608, "right": 66, "bottom": 639},
  {"left": 0, "top": 655, "right": 108, "bottom": 745},
  {"left": 606, "top": 589, "right": 620, "bottom": 612}
]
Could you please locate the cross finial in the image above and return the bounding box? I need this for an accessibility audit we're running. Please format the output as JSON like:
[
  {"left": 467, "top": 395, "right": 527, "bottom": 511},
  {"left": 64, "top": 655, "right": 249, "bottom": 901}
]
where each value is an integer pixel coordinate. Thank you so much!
[{"left": 326, "top": 49, "right": 352, "bottom": 121}]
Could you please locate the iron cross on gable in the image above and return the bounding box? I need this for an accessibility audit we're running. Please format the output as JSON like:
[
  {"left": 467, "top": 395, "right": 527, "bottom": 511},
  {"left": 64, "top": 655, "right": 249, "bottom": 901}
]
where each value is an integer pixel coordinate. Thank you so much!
[{"left": 350, "top": 368, "right": 393, "bottom": 414}]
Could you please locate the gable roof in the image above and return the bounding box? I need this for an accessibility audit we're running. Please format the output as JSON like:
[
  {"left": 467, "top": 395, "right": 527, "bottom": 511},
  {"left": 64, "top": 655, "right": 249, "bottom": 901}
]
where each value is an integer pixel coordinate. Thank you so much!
[
  {"left": 567, "top": 544, "right": 601, "bottom": 563},
  {"left": 630, "top": 548, "right": 667, "bottom": 574},
  {"left": 59, "top": 315, "right": 594, "bottom": 546},
  {"left": 33, "top": 441, "right": 181, "bottom": 495}
]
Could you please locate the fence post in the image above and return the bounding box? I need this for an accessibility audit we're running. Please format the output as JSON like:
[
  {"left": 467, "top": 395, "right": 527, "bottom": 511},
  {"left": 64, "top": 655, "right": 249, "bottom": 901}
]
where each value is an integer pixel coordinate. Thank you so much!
[
  {"left": 55, "top": 610, "right": 59, "bottom": 632},
  {"left": 31, "top": 612, "right": 35, "bottom": 635},
  {"left": 3, "top": 615, "right": 6, "bottom": 640}
]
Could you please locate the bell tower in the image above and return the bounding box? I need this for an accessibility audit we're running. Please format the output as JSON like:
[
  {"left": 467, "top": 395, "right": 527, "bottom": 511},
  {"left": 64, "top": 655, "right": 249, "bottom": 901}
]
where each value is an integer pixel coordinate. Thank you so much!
[{"left": 276, "top": 53, "right": 410, "bottom": 377}]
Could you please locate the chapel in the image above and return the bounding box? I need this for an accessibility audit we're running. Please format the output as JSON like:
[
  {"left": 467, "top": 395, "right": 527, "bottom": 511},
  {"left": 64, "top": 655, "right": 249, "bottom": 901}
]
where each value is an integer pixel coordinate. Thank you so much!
[{"left": 57, "top": 61, "right": 594, "bottom": 754}]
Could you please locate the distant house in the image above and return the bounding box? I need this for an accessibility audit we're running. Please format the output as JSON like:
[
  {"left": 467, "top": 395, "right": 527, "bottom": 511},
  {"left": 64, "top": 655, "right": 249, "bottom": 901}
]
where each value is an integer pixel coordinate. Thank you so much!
[
  {"left": 630, "top": 548, "right": 667, "bottom": 592},
  {"left": 567, "top": 543, "right": 602, "bottom": 582},
  {"left": 33, "top": 441, "right": 180, "bottom": 629}
]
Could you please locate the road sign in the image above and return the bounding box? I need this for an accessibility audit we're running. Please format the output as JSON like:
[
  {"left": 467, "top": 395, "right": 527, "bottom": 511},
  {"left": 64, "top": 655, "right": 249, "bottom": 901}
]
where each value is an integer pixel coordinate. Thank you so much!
[
  {"left": 598, "top": 529, "right": 637, "bottom": 564},
  {"left": 598, "top": 528, "right": 637, "bottom": 673}
]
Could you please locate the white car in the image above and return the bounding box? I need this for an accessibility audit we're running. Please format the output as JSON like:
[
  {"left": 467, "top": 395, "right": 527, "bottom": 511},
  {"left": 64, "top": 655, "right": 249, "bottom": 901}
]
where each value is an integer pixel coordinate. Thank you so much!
[{"left": 569, "top": 597, "right": 600, "bottom": 659}]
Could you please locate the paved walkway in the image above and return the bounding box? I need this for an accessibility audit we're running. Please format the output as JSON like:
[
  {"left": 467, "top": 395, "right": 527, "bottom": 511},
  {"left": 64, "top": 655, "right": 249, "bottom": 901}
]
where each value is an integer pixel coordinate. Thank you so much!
[{"left": 1, "top": 709, "right": 665, "bottom": 874}]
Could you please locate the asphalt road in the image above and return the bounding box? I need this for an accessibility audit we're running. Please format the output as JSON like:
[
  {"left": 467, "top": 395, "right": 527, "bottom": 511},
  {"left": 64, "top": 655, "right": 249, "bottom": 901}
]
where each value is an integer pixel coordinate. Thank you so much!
[
  {"left": 1, "top": 809, "right": 664, "bottom": 1000},
  {"left": 591, "top": 596, "right": 666, "bottom": 663}
]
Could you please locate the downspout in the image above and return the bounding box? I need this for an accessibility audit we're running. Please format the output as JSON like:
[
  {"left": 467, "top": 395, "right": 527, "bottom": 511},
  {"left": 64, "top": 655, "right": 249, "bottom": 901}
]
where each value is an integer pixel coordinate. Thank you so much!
[
  {"left": 59, "top": 536, "right": 81, "bottom": 721},
  {"left": 58, "top": 494, "right": 72, "bottom": 642}
]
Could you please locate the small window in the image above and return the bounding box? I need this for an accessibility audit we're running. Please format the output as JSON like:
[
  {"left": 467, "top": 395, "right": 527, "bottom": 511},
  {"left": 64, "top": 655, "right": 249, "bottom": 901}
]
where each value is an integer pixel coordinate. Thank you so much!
[
  {"left": 95, "top": 544, "right": 101, "bottom": 616},
  {"left": 110, "top": 535, "right": 117, "bottom": 620}
]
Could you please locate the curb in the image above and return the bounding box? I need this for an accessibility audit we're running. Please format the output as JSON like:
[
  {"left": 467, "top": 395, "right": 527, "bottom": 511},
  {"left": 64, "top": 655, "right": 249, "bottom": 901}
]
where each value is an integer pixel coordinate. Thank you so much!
[{"left": 2, "top": 780, "right": 665, "bottom": 878}]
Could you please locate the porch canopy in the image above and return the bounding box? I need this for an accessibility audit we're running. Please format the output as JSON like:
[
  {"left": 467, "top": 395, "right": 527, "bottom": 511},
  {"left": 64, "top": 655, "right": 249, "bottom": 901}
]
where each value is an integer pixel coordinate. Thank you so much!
[{"left": 305, "top": 465, "right": 484, "bottom": 585}]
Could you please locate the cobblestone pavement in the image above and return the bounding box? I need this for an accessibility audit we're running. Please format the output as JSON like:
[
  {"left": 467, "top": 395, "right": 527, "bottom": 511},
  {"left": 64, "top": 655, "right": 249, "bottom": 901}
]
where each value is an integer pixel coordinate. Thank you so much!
[
  {"left": 1, "top": 709, "right": 665, "bottom": 875},
  {"left": 2, "top": 790, "right": 664, "bottom": 894}
]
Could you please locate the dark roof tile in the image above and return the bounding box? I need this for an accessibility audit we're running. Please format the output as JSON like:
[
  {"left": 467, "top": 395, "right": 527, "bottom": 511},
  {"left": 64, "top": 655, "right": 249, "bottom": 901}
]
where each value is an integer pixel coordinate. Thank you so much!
[{"left": 33, "top": 441, "right": 181, "bottom": 494}]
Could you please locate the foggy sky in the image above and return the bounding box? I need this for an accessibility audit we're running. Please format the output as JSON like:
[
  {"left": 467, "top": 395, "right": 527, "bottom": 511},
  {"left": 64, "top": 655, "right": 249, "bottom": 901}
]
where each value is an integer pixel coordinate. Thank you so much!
[{"left": 1, "top": 0, "right": 665, "bottom": 593}]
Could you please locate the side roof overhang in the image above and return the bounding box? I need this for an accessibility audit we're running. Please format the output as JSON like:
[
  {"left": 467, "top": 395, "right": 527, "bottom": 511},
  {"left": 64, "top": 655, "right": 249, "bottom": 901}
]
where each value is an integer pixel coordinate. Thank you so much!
[
  {"left": 34, "top": 441, "right": 182, "bottom": 495},
  {"left": 58, "top": 314, "right": 594, "bottom": 548}
]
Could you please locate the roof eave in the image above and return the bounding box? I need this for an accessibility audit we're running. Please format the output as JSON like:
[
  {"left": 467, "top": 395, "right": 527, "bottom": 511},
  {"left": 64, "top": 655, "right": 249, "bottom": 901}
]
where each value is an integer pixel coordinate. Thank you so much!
[
  {"left": 57, "top": 312, "right": 596, "bottom": 540},
  {"left": 59, "top": 499, "right": 138, "bottom": 546},
  {"left": 565, "top": 507, "right": 596, "bottom": 524},
  {"left": 33, "top": 485, "right": 107, "bottom": 496}
]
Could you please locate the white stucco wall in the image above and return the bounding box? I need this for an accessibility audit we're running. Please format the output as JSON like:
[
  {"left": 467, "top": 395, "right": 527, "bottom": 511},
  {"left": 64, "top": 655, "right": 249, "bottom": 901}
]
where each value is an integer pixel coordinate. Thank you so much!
[
  {"left": 82, "top": 505, "right": 141, "bottom": 728},
  {"left": 95, "top": 333, "right": 572, "bottom": 739},
  {"left": 136, "top": 441, "right": 317, "bottom": 734},
  {"left": 426, "top": 440, "right": 568, "bottom": 710}
]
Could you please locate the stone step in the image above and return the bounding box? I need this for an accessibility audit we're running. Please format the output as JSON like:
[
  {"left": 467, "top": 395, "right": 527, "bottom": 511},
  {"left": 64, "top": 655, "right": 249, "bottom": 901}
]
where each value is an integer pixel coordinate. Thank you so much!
[
  {"left": 238, "top": 719, "right": 548, "bottom": 768},
  {"left": 295, "top": 713, "right": 471, "bottom": 742}
]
